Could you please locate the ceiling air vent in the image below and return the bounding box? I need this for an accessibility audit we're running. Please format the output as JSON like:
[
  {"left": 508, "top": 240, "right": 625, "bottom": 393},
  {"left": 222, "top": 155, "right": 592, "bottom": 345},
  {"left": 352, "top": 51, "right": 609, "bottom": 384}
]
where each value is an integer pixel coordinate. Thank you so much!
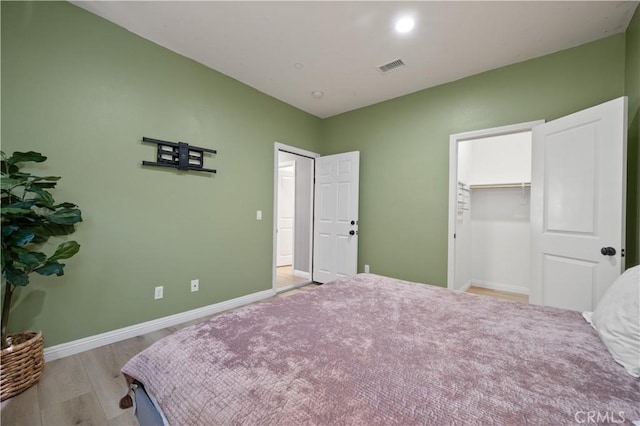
[{"left": 378, "top": 58, "right": 406, "bottom": 74}]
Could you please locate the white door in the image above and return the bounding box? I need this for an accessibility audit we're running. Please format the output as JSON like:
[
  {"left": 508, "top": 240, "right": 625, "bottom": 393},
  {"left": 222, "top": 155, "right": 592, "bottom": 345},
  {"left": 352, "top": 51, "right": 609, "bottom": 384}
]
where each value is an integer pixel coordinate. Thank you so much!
[
  {"left": 313, "top": 152, "right": 360, "bottom": 283},
  {"left": 530, "top": 97, "right": 627, "bottom": 311},
  {"left": 277, "top": 163, "right": 295, "bottom": 267}
]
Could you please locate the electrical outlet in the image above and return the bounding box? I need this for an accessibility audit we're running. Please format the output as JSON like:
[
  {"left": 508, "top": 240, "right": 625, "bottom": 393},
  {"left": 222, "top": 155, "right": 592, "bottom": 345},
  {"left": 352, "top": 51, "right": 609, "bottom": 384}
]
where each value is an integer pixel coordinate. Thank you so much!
[
  {"left": 364, "top": 264, "right": 370, "bottom": 273},
  {"left": 154, "top": 286, "right": 163, "bottom": 300},
  {"left": 256, "top": 210, "right": 262, "bottom": 220},
  {"left": 191, "top": 279, "right": 199, "bottom": 292}
]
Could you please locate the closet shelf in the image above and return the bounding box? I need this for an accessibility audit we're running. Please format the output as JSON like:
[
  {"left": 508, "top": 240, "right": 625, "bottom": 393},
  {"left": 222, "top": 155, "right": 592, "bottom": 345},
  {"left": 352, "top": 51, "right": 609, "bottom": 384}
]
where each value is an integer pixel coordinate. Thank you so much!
[{"left": 470, "top": 182, "right": 530, "bottom": 190}]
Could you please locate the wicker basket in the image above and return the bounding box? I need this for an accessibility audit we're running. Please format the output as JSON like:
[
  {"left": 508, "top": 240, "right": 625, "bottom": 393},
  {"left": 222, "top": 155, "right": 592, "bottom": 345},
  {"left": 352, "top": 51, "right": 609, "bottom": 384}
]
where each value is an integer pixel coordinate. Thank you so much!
[{"left": 0, "top": 330, "right": 44, "bottom": 401}]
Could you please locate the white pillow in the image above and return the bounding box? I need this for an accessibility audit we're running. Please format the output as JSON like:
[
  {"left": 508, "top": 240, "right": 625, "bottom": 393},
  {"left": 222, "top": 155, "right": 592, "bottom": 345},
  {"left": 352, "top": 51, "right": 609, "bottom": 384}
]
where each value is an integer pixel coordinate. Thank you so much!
[{"left": 583, "top": 265, "right": 640, "bottom": 377}]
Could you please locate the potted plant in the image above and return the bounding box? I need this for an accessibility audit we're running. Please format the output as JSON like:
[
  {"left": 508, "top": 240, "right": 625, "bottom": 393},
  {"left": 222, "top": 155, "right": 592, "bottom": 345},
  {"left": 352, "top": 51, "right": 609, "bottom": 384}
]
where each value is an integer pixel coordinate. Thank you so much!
[{"left": 0, "top": 151, "right": 82, "bottom": 400}]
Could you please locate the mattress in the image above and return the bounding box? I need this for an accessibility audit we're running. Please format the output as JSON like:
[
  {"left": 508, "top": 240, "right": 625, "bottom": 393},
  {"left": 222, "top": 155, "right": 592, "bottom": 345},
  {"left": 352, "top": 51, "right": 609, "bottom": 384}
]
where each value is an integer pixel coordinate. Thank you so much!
[{"left": 121, "top": 273, "right": 640, "bottom": 425}]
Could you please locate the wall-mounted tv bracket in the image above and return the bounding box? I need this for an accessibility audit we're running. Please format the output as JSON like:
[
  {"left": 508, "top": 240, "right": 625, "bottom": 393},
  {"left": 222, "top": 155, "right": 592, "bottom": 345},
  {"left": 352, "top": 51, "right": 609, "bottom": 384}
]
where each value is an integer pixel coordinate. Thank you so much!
[{"left": 142, "top": 137, "right": 216, "bottom": 173}]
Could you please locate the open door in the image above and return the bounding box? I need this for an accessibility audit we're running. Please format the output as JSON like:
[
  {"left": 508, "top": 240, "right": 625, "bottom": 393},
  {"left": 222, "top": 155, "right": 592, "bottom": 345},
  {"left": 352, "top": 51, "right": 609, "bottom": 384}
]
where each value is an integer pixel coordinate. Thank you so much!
[
  {"left": 530, "top": 97, "right": 627, "bottom": 311},
  {"left": 276, "top": 162, "right": 295, "bottom": 267},
  {"left": 313, "top": 152, "right": 360, "bottom": 283}
]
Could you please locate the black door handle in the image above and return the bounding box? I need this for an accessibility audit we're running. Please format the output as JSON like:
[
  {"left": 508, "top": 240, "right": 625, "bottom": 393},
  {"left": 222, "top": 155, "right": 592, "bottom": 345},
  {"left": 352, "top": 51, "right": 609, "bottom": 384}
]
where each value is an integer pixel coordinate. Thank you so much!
[
  {"left": 349, "top": 230, "right": 355, "bottom": 236},
  {"left": 601, "top": 247, "right": 616, "bottom": 256},
  {"left": 350, "top": 220, "right": 356, "bottom": 225}
]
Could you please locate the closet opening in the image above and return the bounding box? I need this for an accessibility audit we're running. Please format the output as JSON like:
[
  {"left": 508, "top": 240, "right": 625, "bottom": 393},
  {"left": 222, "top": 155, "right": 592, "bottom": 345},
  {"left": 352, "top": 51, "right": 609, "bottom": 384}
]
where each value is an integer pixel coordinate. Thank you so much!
[{"left": 447, "top": 120, "right": 544, "bottom": 301}]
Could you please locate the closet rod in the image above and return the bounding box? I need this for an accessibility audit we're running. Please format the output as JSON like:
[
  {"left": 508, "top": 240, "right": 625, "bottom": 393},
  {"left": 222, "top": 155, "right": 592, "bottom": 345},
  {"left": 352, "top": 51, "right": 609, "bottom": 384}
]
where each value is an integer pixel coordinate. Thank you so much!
[{"left": 470, "top": 182, "right": 531, "bottom": 190}]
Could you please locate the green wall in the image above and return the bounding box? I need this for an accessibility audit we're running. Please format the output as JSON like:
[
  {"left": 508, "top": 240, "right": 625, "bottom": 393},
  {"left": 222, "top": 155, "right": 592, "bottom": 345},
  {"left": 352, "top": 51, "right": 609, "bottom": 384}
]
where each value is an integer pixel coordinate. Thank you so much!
[
  {"left": 322, "top": 34, "right": 627, "bottom": 285},
  {"left": 625, "top": 6, "right": 640, "bottom": 268},
  {"left": 2, "top": 1, "right": 638, "bottom": 348},
  {"left": 1, "top": 1, "right": 321, "bottom": 346}
]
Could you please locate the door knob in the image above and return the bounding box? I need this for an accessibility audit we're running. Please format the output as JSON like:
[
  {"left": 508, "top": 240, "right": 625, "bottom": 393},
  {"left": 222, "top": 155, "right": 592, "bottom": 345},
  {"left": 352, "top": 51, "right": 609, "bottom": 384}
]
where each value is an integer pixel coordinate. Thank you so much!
[
  {"left": 600, "top": 247, "right": 616, "bottom": 256},
  {"left": 349, "top": 230, "right": 356, "bottom": 236},
  {"left": 350, "top": 220, "right": 356, "bottom": 225}
]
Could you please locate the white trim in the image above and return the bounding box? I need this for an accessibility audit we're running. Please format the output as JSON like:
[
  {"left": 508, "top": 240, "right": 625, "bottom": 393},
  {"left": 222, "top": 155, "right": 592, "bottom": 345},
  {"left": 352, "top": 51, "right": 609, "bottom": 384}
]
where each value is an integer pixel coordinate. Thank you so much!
[
  {"left": 294, "top": 269, "right": 311, "bottom": 279},
  {"left": 471, "top": 280, "right": 530, "bottom": 296},
  {"left": 275, "top": 280, "right": 313, "bottom": 295},
  {"left": 456, "top": 280, "right": 472, "bottom": 293},
  {"left": 449, "top": 120, "right": 545, "bottom": 143},
  {"left": 274, "top": 142, "right": 319, "bottom": 160},
  {"left": 447, "top": 120, "right": 545, "bottom": 290},
  {"left": 447, "top": 137, "right": 458, "bottom": 290},
  {"left": 307, "top": 157, "right": 314, "bottom": 279},
  {"left": 43, "top": 288, "right": 276, "bottom": 362},
  {"left": 273, "top": 142, "right": 319, "bottom": 292}
]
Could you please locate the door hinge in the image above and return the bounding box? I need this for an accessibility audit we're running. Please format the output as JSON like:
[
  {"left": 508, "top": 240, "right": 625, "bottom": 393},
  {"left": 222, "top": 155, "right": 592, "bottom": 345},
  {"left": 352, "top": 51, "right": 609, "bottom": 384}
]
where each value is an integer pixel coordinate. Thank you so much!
[
  {"left": 454, "top": 233, "right": 456, "bottom": 239},
  {"left": 621, "top": 248, "right": 625, "bottom": 258}
]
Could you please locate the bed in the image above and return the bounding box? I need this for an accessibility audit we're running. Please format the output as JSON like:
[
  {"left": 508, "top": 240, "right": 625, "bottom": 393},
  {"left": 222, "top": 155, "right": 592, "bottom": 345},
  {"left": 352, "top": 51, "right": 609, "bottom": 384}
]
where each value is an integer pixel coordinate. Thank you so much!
[{"left": 119, "top": 273, "right": 640, "bottom": 425}]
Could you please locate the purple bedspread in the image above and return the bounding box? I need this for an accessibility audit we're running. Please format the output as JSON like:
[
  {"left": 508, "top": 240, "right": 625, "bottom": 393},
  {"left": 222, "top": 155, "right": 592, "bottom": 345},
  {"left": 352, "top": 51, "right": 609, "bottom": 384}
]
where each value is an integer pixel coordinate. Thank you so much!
[{"left": 122, "top": 273, "right": 640, "bottom": 425}]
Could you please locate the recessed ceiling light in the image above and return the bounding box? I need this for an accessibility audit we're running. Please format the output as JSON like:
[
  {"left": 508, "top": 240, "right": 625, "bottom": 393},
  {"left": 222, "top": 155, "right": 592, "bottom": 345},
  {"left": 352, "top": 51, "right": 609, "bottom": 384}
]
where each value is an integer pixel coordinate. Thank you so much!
[
  {"left": 294, "top": 62, "right": 304, "bottom": 69},
  {"left": 311, "top": 91, "right": 324, "bottom": 99},
  {"left": 395, "top": 16, "right": 415, "bottom": 33}
]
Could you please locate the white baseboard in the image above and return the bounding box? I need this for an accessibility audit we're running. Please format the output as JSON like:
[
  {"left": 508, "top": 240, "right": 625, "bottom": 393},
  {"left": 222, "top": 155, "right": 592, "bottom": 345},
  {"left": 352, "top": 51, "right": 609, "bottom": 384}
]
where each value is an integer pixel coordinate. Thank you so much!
[
  {"left": 293, "top": 269, "right": 311, "bottom": 279},
  {"left": 43, "top": 288, "right": 276, "bottom": 362},
  {"left": 457, "top": 280, "right": 472, "bottom": 293},
  {"left": 472, "top": 280, "right": 529, "bottom": 295}
]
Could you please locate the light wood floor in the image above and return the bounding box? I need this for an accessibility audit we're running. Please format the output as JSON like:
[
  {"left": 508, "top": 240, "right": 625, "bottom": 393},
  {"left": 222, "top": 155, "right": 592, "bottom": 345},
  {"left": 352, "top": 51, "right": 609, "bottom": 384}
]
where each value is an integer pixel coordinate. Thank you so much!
[
  {"left": 1, "top": 282, "right": 523, "bottom": 425},
  {"left": 276, "top": 265, "right": 309, "bottom": 289},
  {"left": 467, "top": 286, "right": 529, "bottom": 303}
]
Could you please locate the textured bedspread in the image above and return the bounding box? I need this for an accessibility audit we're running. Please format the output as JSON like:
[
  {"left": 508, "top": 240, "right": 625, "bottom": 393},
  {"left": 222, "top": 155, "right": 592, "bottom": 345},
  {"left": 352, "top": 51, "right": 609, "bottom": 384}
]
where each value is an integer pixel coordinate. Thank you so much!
[{"left": 122, "top": 274, "right": 640, "bottom": 425}]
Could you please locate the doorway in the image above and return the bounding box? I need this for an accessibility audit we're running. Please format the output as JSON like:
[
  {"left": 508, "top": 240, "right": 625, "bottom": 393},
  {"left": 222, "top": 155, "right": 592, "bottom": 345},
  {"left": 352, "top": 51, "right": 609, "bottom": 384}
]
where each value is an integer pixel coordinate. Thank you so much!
[
  {"left": 273, "top": 144, "right": 318, "bottom": 292},
  {"left": 272, "top": 142, "right": 361, "bottom": 292},
  {"left": 447, "top": 120, "right": 544, "bottom": 298}
]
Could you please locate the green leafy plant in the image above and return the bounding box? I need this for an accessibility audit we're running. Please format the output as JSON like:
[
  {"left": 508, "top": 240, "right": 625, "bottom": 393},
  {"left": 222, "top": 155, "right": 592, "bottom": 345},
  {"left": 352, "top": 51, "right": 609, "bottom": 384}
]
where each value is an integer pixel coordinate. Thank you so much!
[{"left": 1, "top": 151, "right": 82, "bottom": 348}]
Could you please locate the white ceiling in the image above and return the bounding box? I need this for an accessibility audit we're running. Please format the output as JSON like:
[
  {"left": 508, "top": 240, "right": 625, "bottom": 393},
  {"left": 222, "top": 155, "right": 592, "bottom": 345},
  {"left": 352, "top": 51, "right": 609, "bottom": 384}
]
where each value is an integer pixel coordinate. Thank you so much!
[{"left": 72, "top": 1, "right": 638, "bottom": 119}]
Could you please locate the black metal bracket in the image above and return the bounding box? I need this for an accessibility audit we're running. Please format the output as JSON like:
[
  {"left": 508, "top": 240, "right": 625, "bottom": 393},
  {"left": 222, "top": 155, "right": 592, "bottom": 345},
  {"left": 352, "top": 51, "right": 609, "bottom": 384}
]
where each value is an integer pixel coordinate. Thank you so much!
[{"left": 142, "top": 137, "right": 216, "bottom": 173}]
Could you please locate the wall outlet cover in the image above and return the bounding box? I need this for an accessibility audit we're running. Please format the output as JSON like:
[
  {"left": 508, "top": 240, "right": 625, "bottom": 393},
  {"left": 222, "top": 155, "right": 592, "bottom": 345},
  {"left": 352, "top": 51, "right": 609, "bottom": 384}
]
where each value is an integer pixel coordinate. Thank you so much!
[
  {"left": 154, "top": 286, "right": 163, "bottom": 300},
  {"left": 191, "top": 279, "right": 199, "bottom": 292}
]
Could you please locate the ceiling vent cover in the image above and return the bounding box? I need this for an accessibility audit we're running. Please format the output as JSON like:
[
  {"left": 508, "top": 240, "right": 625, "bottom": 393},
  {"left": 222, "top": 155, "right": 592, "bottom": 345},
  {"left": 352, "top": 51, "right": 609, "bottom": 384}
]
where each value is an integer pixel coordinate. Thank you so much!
[{"left": 378, "top": 58, "right": 406, "bottom": 73}]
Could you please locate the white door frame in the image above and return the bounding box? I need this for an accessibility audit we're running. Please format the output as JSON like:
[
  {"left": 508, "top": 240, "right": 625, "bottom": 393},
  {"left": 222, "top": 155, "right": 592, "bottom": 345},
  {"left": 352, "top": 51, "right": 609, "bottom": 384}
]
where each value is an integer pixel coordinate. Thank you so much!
[
  {"left": 446, "top": 120, "right": 545, "bottom": 290},
  {"left": 272, "top": 142, "right": 320, "bottom": 292}
]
